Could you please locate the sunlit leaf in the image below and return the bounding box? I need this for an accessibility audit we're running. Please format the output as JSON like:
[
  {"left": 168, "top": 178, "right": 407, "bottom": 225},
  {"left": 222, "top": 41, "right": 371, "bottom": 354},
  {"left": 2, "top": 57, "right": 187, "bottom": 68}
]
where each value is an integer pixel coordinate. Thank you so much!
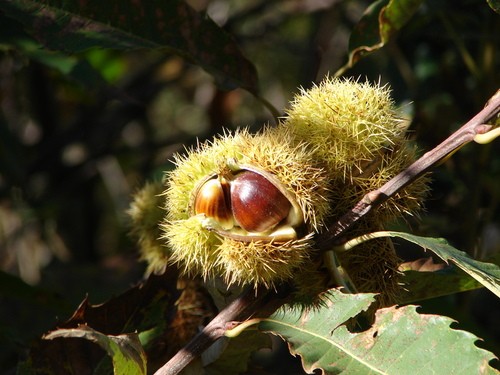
[
  {"left": 45, "top": 325, "right": 146, "bottom": 375},
  {"left": 258, "top": 289, "right": 497, "bottom": 374},
  {"left": 0, "top": 0, "right": 258, "bottom": 92}
]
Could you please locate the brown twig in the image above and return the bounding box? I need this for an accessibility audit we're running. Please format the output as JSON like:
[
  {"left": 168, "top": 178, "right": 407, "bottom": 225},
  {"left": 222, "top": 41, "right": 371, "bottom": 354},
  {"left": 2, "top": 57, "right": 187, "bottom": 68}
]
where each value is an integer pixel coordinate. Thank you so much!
[
  {"left": 153, "top": 286, "right": 286, "bottom": 375},
  {"left": 154, "top": 89, "right": 500, "bottom": 375},
  {"left": 153, "top": 288, "right": 256, "bottom": 375}
]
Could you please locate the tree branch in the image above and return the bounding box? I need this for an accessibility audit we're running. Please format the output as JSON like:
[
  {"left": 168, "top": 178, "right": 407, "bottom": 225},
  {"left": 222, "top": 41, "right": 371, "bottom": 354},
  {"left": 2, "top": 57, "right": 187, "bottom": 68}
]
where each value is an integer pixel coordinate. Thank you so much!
[{"left": 154, "top": 286, "right": 286, "bottom": 375}]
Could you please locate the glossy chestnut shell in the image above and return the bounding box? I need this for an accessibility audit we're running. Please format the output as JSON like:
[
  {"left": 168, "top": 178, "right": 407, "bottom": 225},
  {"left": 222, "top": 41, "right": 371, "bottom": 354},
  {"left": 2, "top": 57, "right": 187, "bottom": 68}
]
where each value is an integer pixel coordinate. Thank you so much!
[
  {"left": 194, "top": 177, "right": 233, "bottom": 230},
  {"left": 230, "top": 171, "right": 291, "bottom": 233},
  {"left": 192, "top": 167, "right": 298, "bottom": 238}
]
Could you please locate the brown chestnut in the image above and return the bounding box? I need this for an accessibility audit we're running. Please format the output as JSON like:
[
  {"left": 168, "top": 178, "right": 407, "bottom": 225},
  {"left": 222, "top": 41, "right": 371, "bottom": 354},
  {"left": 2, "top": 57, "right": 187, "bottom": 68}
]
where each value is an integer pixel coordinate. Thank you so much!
[
  {"left": 192, "top": 167, "right": 301, "bottom": 240},
  {"left": 194, "top": 177, "right": 234, "bottom": 230},
  {"left": 230, "top": 171, "right": 291, "bottom": 233}
]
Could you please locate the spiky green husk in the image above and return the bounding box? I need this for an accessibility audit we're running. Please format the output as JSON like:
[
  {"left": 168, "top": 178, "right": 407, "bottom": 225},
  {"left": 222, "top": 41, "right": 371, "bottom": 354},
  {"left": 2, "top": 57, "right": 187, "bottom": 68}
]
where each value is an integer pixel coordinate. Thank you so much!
[
  {"left": 163, "top": 217, "right": 223, "bottom": 279},
  {"left": 128, "top": 181, "right": 168, "bottom": 274},
  {"left": 162, "top": 128, "right": 331, "bottom": 288},
  {"left": 336, "top": 221, "right": 402, "bottom": 306},
  {"left": 216, "top": 235, "right": 314, "bottom": 288},
  {"left": 282, "top": 77, "right": 429, "bottom": 225},
  {"left": 284, "top": 77, "right": 407, "bottom": 178},
  {"left": 290, "top": 255, "right": 333, "bottom": 305},
  {"left": 282, "top": 77, "right": 429, "bottom": 304}
]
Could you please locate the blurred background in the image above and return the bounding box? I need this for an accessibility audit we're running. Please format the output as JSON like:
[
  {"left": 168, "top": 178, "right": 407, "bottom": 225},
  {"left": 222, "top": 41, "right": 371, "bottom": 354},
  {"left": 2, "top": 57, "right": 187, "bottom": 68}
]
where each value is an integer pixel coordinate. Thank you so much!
[{"left": 0, "top": 0, "right": 499, "bottom": 372}]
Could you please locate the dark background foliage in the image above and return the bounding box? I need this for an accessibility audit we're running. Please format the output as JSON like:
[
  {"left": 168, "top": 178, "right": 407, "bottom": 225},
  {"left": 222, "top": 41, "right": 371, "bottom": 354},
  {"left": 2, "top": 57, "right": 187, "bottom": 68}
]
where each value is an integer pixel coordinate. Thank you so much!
[{"left": 0, "top": 0, "right": 499, "bottom": 373}]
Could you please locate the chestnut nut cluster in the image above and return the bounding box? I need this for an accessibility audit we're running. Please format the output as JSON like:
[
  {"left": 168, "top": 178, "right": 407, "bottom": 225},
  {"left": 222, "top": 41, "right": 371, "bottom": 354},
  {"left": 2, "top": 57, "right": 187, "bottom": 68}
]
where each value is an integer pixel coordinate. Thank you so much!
[{"left": 192, "top": 166, "right": 303, "bottom": 242}]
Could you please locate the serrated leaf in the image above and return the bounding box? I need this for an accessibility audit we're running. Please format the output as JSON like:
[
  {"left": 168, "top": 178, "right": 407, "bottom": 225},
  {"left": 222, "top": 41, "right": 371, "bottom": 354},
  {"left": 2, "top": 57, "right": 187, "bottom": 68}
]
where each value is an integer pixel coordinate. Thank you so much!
[
  {"left": 337, "top": 0, "right": 423, "bottom": 75},
  {"left": 45, "top": 325, "right": 146, "bottom": 375},
  {"left": 360, "top": 231, "right": 500, "bottom": 298},
  {"left": 258, "top": 289, "right": 497, "bottom": 374},
  {"left": 0, "top": 0, "right": 258, "bottom": 92}
]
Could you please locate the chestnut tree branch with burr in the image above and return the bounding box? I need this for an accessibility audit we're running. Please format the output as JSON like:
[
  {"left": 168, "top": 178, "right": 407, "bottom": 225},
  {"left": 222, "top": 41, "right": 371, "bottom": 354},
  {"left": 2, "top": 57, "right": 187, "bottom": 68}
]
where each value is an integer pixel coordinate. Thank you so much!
[{"left": 152, "top": 85, "right": 500, "bottom": 375}]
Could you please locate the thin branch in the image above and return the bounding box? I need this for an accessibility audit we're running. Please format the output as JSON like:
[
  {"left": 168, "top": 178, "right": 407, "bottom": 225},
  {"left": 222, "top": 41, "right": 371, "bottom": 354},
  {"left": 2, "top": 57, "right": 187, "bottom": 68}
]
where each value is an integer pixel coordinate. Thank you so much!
[
  {"left": 316, "top": 89, "right": 500, "bottom": 250},
  {"left": 154, "top": 286, "right": 286, "bottom": 375}
]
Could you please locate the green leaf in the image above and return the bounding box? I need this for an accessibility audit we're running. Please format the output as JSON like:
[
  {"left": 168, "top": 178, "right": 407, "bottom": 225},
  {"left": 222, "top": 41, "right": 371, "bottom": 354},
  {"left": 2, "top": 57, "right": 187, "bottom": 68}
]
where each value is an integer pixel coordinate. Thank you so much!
[
  {"left": 45, "top": 325, "right": 146, "bottom": 375},
  {"left": 258, "top": 289, "right": 497, "bottom": 374},
  {"left": 337, "top": 0, "right": 423, "bottom": 75},
  {"left": 0, "top": 0, "right": 258, "bottom": 93},
  {"left": 346, "top": 231, "right": 500, "bottom": 298}
]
